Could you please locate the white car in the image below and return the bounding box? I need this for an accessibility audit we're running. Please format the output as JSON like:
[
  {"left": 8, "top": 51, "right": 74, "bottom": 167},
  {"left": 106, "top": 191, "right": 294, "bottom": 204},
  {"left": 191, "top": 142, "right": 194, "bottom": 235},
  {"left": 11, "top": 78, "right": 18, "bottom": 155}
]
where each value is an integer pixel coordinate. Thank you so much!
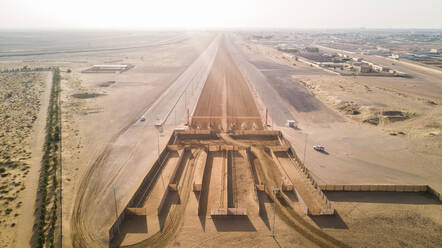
[
  {"left": 140, "top": 116, "right": 146, "bottom": 122},
  {"left": 313, "top": 145, "right": 325, "bottom": 152},
  {"left": 155, "top": 116, "right": 162, "bottom": 127}
]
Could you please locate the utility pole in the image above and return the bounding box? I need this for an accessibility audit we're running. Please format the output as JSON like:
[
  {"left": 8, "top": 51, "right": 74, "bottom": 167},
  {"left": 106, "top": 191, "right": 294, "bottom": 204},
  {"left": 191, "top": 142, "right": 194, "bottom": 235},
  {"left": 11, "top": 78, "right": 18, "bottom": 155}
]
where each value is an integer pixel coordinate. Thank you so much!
[
  {"left": 112, "top": 186, "right": 119, "bottom": 233},
  {"left": 185, "top": 88, "right": 187, "bottom": 111},
  {"left": 303, "top": 133, "right": 308, "bottom": 165},
  {"left": 157, "top": 129, "right": 160, "bottom": 157}
]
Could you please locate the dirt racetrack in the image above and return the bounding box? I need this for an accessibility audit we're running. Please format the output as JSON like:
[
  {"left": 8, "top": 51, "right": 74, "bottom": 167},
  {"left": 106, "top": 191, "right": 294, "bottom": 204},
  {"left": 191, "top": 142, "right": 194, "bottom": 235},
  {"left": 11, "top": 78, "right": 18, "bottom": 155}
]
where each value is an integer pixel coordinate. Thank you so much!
[{"left": 191, "top": 39, "right": 263, "bottom": 131}]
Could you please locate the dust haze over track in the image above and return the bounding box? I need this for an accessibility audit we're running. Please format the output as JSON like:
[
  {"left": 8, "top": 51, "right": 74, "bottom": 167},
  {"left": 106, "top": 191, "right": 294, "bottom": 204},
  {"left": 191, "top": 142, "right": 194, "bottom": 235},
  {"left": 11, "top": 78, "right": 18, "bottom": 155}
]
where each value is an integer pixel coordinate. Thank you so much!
[
  {"left": 0, "top": 34, "right": 188, "bottom": 58},
  {"left": 72, "top": 35, "right": 348, "bottom": 248},
  {"left": 191, "top": 39, "right": 263, "bottom": 131}
]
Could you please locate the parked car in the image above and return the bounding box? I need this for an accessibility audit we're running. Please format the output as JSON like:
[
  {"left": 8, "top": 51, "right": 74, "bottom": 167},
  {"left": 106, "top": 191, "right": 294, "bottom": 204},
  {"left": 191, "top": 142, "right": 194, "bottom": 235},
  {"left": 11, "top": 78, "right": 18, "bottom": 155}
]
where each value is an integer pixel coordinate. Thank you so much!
[{"left": 313, "top": 145, "right": 325, "bottom": 152}]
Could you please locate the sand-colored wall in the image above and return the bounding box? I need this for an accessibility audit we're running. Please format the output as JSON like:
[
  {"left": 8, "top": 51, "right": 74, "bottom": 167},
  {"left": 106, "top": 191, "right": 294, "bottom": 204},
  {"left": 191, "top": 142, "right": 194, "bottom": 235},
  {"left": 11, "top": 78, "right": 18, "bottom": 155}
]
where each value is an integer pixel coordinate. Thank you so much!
[{"left": 320, "top": 184, "right": 441, "bottom": 201}]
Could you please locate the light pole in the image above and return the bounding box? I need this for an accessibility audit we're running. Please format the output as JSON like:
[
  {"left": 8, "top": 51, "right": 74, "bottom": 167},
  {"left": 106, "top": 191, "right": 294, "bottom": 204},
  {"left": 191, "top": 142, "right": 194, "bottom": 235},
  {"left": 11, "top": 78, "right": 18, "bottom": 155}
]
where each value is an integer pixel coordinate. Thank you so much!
[
  {"left": 303, "top": 133, "right": 308, "bottom": 165},
  {"left": 157, "top": 129, "right": 160, "bottom": 157},
  {"left": 184, "top": 88, "right": 187, "bottom": 112}
]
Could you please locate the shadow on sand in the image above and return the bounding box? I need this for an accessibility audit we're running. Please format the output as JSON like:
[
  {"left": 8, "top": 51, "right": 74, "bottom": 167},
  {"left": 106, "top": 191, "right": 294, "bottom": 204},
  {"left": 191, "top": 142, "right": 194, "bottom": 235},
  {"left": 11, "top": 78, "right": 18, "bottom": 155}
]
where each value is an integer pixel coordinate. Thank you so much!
[
  {"left": 326, "top": 191, "right": 441, "bottom": 205},
  {"left": 111, "top": 214, "right": 148, "bottom": 247},
  {"left": 198, "top": 152, "right": 214, "bottom": 231},
  {"left": 212, "top": 215, "right": 257, "bottom": 232},
  {"left": 258, "top": 191, "right": 271, "bottom": 230},
  {"left": 158, "top": 191, "right": 181, "bottom": 230},
  {"left": 310, "top": 212, "right": 348, "bottom": 229}
]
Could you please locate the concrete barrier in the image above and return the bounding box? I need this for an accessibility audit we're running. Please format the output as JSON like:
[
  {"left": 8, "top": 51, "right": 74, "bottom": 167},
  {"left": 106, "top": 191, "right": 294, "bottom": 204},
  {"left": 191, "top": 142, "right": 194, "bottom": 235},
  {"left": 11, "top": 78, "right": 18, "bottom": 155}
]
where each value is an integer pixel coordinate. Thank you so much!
[
  {"left": 210, "top": 208, "right": 248, "bottom": 216},
  {"left": 167, "top": 145, "right": 181, "bottom": 151},
  {"left": 168, "top": 184, "right": 178, "bottom": 191},
  {"left": 344, "top": 185, "right": 352, "bottom": 191},
  {"left": 126, "top": 208, "right": 147, "bottom": 216},
  {"left": 256, "top": 184, "right": 265, "bottom": 191},
  {"left": 385, "top": 185, "right": 395, "bottom": 192},
  {"left": 268, "top": 145, "right": 290, "bottom": 152},
  {"left": 209, "top": 145, "right": 219, "bottom": 152},
  {"left": 221, "top": 145, "right": 234, "bottom": 151},
  {"left": 335, "top": 185, "right": 344, "bottom": 191},
  {"left": 269, "top": 150, "right": 293, "bottom": 192},
  {"left": 231, "top": 130, "right": 281, "bottom": 136},
  {"left": 293, "top": 187, "right": 309, "bottom": 215}
]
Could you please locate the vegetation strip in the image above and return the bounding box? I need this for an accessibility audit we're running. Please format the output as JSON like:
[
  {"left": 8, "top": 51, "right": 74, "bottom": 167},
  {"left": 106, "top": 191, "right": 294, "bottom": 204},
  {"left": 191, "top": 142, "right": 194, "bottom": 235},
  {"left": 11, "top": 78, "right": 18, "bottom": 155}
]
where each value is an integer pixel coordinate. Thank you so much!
[{"left": 36, "top": 68, "right": 61, "bottom": 248}]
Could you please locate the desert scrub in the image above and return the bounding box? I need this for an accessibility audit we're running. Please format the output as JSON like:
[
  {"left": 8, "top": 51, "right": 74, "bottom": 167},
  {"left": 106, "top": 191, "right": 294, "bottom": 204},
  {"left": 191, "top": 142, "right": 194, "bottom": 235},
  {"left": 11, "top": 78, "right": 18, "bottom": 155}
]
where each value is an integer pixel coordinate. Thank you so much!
[{"left": 0, "top": 71, "right": 45, "bottom": 246}]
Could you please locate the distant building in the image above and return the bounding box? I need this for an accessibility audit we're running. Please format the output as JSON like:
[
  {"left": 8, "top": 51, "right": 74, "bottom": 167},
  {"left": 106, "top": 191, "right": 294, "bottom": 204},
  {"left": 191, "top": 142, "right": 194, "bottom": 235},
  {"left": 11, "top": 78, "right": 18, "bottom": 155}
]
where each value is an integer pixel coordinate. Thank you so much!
[
  {"left": 391, "top": 54, "right": 399, "bottom": 59},
  {"left": 92, "top": 64, "right": 128, "bottom": 70},
  {"left": 360, "top": 63, "right": 372, "bottom": 73},
  {"left": 304, "top": 47, "right": 319, "bottom": 53},
  {"left": 382, "top": 67, "right": 392, "bottom": 72},
  {"left": 372, "top": 64, "right": 383, "bottom": 72},
  {"left": 430, "top": 48, "right": 441, "bottom": 54}
]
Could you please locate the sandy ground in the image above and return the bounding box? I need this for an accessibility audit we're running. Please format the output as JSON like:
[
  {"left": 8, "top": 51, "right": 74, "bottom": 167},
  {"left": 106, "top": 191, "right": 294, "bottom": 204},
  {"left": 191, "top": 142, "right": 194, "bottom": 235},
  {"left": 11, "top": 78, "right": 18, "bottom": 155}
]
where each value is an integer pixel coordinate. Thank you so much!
[
  {"left": 232, "top": 34, "right": 442, "bottom": 187},
  {"left": 110, "top": 37, "right": 349, "bottom": 248},
  {"left": 1, "top": 31, "right": 440, "bottom": 248},
  {"left": 192, "top": 39, "right": 262, "bottom": 131},
  {"left": 229, "top": 34, "right": 442, "bottom": 247},
  {"left": 322, "top": 191, "right": 442, "bottom": 247},
  {"left": 66, "top": 33, "right": 218, "bottom": 247},
  {"left": 0, "top": 71, "right": 49, "bottom": 248}
]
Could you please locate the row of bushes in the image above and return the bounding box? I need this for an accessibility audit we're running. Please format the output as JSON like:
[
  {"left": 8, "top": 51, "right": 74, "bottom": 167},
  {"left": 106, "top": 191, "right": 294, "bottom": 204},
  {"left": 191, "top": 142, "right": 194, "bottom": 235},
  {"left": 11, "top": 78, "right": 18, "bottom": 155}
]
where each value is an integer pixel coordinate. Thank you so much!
[
  {"left": 37, "top": 68, "right": 61, "bottom": 248},
  {"left": 0, "top": 66, "right": 54, "bottom": 73}
]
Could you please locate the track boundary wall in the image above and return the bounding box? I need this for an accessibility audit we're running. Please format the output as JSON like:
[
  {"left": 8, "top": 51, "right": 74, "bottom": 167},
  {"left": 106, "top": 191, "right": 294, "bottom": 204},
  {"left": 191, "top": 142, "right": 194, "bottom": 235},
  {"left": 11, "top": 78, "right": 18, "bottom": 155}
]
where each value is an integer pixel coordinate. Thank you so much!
[
  {"left": 320, "top": 184, "right": 442, "bottom": 201},
  {"left": 279, "top": 134, "right": 335, "bottom": 215},
  {"left": 108, "top": 134, "right": 175, "bottom": 244}
]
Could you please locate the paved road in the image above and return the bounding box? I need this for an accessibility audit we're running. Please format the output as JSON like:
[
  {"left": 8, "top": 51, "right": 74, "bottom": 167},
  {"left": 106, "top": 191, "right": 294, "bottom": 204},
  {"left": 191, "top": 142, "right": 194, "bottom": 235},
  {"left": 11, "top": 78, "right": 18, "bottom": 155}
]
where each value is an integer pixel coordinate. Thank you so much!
[
  {"left": 225, "top": 37, "right": 295, "bottom": 126},
  {"left": 226, "top": 36, "right": 341, "bottom": 127}
]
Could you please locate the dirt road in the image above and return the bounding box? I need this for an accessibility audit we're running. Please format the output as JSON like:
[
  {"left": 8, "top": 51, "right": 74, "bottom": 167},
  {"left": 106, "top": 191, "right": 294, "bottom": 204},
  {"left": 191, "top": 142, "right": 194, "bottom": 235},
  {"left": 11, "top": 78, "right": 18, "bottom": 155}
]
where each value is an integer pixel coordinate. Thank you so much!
[
  {"left": 192, "top": 39, "right": 263, "bottom": 131},
  {"left": 70, "top": 36, "right": 219, "bottom": 248},
  {"left": 13, "top": 72, "right": 52, "bottom": 248}
]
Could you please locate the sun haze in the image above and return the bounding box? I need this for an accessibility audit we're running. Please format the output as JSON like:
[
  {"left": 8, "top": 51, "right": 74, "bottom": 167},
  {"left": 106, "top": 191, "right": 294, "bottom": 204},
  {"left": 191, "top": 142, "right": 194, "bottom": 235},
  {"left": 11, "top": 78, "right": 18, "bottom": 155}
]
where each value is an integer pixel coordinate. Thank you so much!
[
  {"left": 1, "top": 0, "right": 441, "bottom": 29},
  {"left": 0, "top": 2, "right": 441, "bottom": 248}
]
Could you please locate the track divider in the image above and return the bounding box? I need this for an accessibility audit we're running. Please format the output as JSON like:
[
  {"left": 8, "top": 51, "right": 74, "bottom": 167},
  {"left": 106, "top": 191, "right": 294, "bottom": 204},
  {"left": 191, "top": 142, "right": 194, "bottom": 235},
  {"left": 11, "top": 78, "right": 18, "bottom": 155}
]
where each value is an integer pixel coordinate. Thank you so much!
[
  {"left": 268, "top": 149, "right": 294, "bottom": 191},
  {"left": 197, "top": 150, "right": 212, "bottom": 216},
  {"left": 242, "top": 148, "right": 265, "bottom": 216},
  {"left": 279, "top": 134, "right": 335, "bottom": 215},
  {"left": 157, "top": 147, "right": 188, "bottom": 217},
  {"left": 193, "top": 149, "right": 208, "bottom": 192},
  {"left": 108, "top": 134, "right": 176, "bottom": 243}
]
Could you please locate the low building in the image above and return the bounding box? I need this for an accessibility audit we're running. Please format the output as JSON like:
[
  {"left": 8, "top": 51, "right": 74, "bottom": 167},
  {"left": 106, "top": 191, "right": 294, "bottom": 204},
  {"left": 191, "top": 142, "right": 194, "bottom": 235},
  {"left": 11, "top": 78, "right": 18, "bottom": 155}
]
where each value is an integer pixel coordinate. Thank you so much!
[
  {"left": 92, "top": 64, "right": 128, "bottom": 70},
  {"left": 430, "top": 48, "right": 441, "bottom": 54},
  {"left": 360, "top": 63, "right": 372, "bottom": 73},
  {"left": 372, "top": 64, "right": 383, "bottom": 72}
]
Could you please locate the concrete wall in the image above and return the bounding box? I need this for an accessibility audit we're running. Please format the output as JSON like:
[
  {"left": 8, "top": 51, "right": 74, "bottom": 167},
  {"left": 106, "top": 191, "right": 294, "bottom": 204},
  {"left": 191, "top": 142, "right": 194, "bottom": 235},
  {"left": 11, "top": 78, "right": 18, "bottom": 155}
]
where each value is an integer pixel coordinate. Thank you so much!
[
  {"left": 320, "top": 184, "right": 442, "bottom": 202},
  {"left": 109, "top": 132, "right": 175, "bottom": 244},
  {"left": 279, "top": 134, "right": 335, "bottom": 215}
]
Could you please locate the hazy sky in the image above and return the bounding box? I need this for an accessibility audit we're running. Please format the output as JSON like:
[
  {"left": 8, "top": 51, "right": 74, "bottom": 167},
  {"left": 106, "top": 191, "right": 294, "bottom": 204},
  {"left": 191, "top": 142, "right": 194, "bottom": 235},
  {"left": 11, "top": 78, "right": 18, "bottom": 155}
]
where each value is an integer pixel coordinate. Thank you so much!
[{"left": 1, "top": 0, "right": 441, "bottom": 29}]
